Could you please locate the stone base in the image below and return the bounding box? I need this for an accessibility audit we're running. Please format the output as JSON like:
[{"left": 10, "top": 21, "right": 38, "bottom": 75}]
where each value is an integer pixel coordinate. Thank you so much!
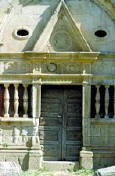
[
  {"left": 80, "top": 150, "right": 93, "bottom": 169},
  {"left": 93, "top": 150, "right": 115, "bottom": 169},
  {"left": 43, "top": 161, "right": 79, "bottom": 171},
  {"left": 0, "top": 149, "right": 43, "bottom": 171}
]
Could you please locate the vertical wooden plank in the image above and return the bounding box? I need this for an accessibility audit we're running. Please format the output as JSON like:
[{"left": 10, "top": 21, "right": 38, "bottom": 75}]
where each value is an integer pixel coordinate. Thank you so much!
[
  {"left": 40, "top": 85, "right": 62, "bottom": 161},
  {"left": 64, "top": 86, "right": 82, "bottom": 161},
  {"left": 62, "top": 86, "right": 66, "bottom": 161}
]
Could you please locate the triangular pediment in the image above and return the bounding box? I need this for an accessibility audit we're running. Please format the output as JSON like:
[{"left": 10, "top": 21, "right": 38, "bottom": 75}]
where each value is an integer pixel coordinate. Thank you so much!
[{"left": 34, "top": 0, "right": 91, "bottom": 52}]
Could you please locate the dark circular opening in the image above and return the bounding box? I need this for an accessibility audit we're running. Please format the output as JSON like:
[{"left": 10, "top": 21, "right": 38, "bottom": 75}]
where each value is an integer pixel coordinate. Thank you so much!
[
  {"left": 95, "top": 30, "right": 107, "bottom": 38},
  {"left": 17, "top": 29, "right": 29, "bottom": 37}
]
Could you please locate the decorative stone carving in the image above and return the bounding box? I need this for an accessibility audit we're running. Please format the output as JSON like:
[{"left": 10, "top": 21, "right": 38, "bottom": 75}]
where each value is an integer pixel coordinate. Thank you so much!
[
  {"left": 21, "top": 129, "right": 28, "bottom": 144},
  {"left": 47, "top": 63, "right": 57, "bottom": 72},
  {"left": 51, "top": 30, "right": 72, "bottom": 51},
  {"left": 92, "top": 61, "right": 115, "bottom": 75},
  {"left": 0, "top": 62, "right": 4, "bottom": 73},
  {"left": 62, "top": 63, "right": 81, "bottom": 74},
  {"left": 3, "top": 61, "right": 32, "bottom": 73},
  {"left": 33, "top": 63, "right": 40, "bottom": 73},
  {"left": 13, "top": 127, "right": 21, "bottom": 144},
  {"left": 32, "top": 118, "right": 39, "bottom": 146}
]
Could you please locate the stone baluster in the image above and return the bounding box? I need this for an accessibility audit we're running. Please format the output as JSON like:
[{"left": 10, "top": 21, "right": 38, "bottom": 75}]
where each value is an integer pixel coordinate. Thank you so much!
[
  {"left": 95, "top": 85, "right": 100, "bottom": 118},
  {"left": 105, "top": 85, "right": 109, "bottom": 118},
  {"left": 14, "top": 84, "right": 19, "bottom": 118},
  {"left": 23, "top": 84, "right": 28, "bottom": 118},
  {"left": 4, "top": 84, "right": 10, "bottom": 117}
]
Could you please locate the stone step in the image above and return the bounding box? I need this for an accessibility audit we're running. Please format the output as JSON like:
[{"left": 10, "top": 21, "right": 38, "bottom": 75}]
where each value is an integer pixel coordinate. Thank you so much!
[{"left": 42, "top": 161, "right": 79, "bottom": 172}]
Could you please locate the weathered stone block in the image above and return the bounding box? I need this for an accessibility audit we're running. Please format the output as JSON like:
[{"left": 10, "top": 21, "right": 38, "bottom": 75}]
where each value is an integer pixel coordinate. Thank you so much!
[
  {"left": 95, "top": 166, "right": 115, "bottom": 176},
  {"left": 80, "top": 150, "right": 93, "bottom": 169},
  {"left": 0, "top": 162, "right": 21, "bottom": 176}
]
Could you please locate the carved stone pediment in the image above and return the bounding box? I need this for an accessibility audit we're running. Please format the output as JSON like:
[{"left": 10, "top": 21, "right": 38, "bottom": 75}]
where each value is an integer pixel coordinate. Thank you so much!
[{"left": 34, "top": 0, "right": 91, "bottom": 52}]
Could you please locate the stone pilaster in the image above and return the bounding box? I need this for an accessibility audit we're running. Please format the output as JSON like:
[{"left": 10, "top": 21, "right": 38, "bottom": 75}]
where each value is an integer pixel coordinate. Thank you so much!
[
  {"left": 82, "top": 84, "right": 91, "bottom": 147},
  {"left": 80, "top": 77, "right": 93, "bottom": 169}
]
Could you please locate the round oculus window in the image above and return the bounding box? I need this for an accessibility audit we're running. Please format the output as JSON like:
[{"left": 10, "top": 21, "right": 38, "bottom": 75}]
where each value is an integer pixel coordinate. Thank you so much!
[
  {"left": 17, "top": 29, "right": 29, "bottom": 36},
  {"left": 94, "top": 30, "right": 107, "bottom": 38},
  {"left": 13, "top": 28, "right": 30, "bottom": 40}
]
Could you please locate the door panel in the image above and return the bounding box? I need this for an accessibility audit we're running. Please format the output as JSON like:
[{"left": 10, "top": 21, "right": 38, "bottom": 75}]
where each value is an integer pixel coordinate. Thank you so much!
[
  {"left": 40, "top": 85, "right": 82, "bottom": 161},
  {"left": 63, "top": 87, "right": 82, "bottom": 161},
  {"left": 40, "top": 86, "right": 63, "bottom": 161}
]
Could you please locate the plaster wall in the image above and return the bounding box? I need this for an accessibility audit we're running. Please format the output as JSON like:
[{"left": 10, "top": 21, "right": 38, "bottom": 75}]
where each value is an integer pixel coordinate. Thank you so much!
[{"left": 0, "top": 0, "right": 115, "bottom": 52}]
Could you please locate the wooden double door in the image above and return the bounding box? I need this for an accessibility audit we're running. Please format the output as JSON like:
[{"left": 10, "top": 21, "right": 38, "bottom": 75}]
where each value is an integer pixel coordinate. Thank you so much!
[{"left": 39, "top": 85, "right": 82, "bottom": 161}]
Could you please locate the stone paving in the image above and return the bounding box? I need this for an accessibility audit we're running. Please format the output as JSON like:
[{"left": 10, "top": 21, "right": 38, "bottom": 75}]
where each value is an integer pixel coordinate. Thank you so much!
[
  {"left": 37, "top": 172, "right": 93, "bottom": 176},
  {"left": 53, "top": 172, "right": 77, "bottom": 176},
  {"left": 22, "top": 170, "right": 94, "bottom": 176}
]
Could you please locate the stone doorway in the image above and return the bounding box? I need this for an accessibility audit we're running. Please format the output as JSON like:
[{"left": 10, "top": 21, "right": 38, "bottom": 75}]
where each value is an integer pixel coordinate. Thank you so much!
[{"left": 39, "top": 85, "right": 82, "bottom": 161}]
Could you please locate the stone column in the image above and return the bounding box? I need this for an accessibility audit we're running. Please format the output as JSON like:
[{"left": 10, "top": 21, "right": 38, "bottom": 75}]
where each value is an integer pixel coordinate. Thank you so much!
[
  {"left": 32, "top": 83, "right": 41, "bottom": 145},
  {"left": 80, "top": 82, "right": 93, "bottom": 169},
  {"left": 32, "top": 82, "right": 42, "bottom": 168}
]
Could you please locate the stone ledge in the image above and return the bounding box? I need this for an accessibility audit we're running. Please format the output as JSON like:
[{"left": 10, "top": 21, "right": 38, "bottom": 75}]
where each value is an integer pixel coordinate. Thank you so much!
[
  {"left": 0, "top": 118, "right": 33, "bottom": 123},
  {"left": 91, "top": 118, "right": 115, "bottom": 125}
]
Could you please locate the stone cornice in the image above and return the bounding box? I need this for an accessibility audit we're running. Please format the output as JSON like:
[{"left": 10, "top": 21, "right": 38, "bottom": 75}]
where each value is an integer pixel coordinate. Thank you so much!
[
  {"left": 0, "top": 52, "right": 98, "bottom": 62},
  {"left": 0, "top": 52, "right": 115, "bottom": 61}
]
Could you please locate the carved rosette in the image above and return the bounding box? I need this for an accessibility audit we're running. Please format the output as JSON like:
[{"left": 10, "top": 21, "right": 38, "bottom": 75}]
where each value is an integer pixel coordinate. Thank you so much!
[{"left": 50, "top": 30, "right": 72, "bottom": 51}]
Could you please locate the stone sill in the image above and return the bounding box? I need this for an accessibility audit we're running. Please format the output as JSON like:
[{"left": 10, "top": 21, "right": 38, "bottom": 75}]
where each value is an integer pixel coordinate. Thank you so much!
[
  {"left": 91, "top": 118, "right": 115, "bottom": 125},
  {"left": 0, "top": 117, "right": 33, "bottom": 123},
  {"left": 0, "top": 146, "right": 41, "bottom": 150},
  {"left": 0, "top": 148, "right": 42, "bottom": 154}
]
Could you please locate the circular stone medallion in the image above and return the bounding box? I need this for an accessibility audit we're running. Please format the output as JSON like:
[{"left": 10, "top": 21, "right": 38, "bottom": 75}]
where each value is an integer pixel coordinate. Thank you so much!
[
  {"left": 47, "top": 63, "right": 57, "bottom": 72},
  {"left": 51, "top": 30, "right": 72, "bottom": 51}
]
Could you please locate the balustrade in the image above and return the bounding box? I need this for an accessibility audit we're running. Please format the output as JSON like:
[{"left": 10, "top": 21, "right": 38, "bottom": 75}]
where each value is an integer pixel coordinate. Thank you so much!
[
  {"left": 91, "top": 85, "right": 115, "bottom": 119},
  {"left": 0, "top": 83, "right": 32, "bottom": 118}
]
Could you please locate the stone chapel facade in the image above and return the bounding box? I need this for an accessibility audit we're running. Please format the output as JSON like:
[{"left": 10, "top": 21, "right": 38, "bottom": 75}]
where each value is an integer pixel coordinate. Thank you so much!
[{"left": 0, "top": 0, "right": 115, "bottom": 170}]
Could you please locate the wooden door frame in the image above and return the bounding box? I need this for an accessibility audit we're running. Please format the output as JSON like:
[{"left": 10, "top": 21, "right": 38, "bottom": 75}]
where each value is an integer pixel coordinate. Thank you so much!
[{"left": 36, "top": 83, "right": 91, "bottom": 158}]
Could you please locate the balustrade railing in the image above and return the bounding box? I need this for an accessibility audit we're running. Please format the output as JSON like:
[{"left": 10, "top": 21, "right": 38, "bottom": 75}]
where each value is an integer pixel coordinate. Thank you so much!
[
  {"left": 0, "top": 84, "right": 32, "bottom": 118},
  {"left": 91, "top": 85, "right": 114, "bottom": 118}
]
